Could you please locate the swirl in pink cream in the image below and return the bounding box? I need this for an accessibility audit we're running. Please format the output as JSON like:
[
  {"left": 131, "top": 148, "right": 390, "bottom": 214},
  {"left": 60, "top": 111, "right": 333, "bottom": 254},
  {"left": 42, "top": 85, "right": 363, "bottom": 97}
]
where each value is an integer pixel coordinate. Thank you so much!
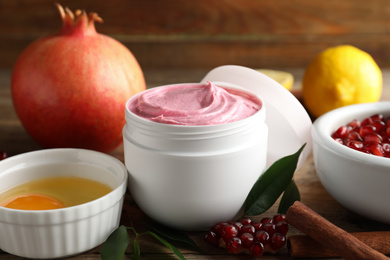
[{"left": 128, "top": 81, "right": 262, "bottom": 125}]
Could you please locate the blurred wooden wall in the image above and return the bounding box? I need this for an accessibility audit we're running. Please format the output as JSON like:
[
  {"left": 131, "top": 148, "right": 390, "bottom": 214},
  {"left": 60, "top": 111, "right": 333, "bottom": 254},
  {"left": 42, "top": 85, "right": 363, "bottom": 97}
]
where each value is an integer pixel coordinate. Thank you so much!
[{"left": 1, "top": 0, "right": 390, "bottom": 70}]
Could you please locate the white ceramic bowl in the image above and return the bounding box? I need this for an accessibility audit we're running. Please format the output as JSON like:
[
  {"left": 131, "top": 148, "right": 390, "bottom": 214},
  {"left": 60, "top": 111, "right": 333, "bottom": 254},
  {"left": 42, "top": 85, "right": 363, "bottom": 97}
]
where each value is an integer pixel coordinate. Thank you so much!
[
  {"left": 0, "top": 148, "right": 127, "bottom": 259},
  {"left": 312, "top": 102, "right": 390, "bottom": 224}
]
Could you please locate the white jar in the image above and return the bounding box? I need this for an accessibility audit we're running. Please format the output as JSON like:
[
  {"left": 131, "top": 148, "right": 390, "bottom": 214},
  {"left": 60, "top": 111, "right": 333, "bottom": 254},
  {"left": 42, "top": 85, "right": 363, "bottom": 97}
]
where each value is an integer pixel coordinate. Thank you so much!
[
  {"left": 123, "top": 65, "right": 313, "bottom": 231},
  {"left": 123, "top": 84, "right": 267, "bottom": 231}
]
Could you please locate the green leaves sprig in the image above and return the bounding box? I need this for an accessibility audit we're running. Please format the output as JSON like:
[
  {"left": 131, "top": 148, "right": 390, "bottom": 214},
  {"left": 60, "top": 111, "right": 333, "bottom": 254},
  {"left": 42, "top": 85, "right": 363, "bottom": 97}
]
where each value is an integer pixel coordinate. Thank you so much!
[
  {"left": 101, "top": 223, "right": 187, "bottom": 260},
  {"left": 243, "top": 143, "right": 305, "bottom": 216},
  {"left": 101, "top": 226, "right": 130, "bottom": 260},
  {"left": 101, "top": 143, "right": 306, "bottom": 259},
  {"left": 147, "top": 220, "right": 202, "bottom": 252}
]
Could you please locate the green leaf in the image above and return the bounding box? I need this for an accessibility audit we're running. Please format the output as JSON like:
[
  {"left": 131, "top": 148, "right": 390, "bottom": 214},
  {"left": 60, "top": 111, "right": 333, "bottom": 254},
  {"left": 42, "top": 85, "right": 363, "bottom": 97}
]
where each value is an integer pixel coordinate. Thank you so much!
[
  {"left": 101, "top": 225, "right": 130, "bottom": 260},
  {"left": 147, "top": 221, "right": 201, "bottom": 252},
  {"left": 277, "top": 179, "right": 301, "bottom": 214},
  {"left": 244, "top": 143, "right": 306, "bottom": 216},
  {"left": 146, "top": 231, "right": 187, "bottom": 260},
  {"left": 132, "top": 239, "right": 141, "bottom": 260}
]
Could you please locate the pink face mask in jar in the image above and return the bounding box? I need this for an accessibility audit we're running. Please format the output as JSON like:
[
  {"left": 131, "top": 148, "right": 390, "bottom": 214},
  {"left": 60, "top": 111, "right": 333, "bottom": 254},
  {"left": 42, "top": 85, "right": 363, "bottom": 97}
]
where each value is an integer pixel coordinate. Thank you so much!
[{"left": 123, "top": 65, "right": 312, "bottom": 231}]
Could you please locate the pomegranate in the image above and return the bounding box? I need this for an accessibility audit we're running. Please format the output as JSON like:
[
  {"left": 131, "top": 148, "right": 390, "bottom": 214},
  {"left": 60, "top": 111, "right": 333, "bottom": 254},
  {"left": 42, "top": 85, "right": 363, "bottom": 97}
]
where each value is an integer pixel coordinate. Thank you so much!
[{"left": 11, "top": 4, "right": 146, "bottom": 153}]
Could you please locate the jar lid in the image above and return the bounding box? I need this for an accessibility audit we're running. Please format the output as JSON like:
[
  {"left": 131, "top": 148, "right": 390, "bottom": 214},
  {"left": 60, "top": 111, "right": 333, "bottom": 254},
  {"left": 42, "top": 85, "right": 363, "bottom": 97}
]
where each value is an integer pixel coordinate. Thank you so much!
[{"left": 201, "top": 65, "right": 312, "bottom": 170}]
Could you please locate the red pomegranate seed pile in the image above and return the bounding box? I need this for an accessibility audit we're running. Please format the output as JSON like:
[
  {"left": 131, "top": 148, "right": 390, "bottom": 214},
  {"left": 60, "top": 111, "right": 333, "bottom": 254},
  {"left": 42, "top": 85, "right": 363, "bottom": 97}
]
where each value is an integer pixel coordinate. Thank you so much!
[
  {"left": 204, "top": 214, "right": 288, "bottom": 257},
  {"left": 331, "top": 113, "right": 390, "bottom": 157}
]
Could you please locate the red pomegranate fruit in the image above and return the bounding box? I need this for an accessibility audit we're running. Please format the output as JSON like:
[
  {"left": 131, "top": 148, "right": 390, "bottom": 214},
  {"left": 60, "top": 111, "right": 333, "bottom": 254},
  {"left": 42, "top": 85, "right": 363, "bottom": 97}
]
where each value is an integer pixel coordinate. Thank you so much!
[{"left": 11, "top": 4, "right": 146, "bottom": 153}]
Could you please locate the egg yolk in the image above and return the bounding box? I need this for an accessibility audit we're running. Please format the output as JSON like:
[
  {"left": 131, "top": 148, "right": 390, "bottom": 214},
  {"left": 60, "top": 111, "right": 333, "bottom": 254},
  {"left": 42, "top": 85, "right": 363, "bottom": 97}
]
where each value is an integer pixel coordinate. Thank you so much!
[{"left": 0, "top": 193, "right": 65, "bottom": 210}]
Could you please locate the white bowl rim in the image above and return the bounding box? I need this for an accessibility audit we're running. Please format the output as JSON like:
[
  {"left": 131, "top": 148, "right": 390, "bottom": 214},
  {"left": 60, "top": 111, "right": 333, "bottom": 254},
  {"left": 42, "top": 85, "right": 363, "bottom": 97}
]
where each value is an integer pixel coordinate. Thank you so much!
[
  {"left": 312, "top": 101, "right": 390, "bottom": 167},
  {"left": 0, "top": 148, "right": 128, "bottom": 214}
]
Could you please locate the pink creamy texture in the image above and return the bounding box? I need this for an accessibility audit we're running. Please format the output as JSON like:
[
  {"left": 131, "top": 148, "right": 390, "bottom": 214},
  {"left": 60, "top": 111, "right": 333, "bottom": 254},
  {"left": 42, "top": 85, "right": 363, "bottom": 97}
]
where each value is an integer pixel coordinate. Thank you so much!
[{"left": 128, "top": 81, "right": 262, "bottom": 125}]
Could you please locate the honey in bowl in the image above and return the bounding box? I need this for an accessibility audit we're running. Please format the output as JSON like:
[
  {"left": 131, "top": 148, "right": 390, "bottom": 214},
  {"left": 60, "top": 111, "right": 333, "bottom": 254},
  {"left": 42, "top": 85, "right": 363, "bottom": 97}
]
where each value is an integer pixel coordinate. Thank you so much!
[{"left": 0, "top": 176, "right": 112, "bottom": 210}]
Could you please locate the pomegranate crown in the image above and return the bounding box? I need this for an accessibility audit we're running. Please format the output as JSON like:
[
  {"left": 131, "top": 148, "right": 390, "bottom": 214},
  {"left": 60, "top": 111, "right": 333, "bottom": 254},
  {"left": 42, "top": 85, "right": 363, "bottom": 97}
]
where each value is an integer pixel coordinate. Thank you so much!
[{"left": 55, "top": 3, "right": 103, "bottom": 35}]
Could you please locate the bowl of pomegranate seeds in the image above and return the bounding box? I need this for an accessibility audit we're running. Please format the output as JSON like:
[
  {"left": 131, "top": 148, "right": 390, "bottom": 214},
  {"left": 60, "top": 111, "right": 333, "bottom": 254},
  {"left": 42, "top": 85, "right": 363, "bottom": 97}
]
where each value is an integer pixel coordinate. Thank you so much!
[{"left": 312, "top": 102, "right": 390, "bottom": 224}]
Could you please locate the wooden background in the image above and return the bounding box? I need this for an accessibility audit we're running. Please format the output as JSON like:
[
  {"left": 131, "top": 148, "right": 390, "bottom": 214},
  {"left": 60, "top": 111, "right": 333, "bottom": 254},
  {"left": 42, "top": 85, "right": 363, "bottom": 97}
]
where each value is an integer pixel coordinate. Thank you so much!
[
  {"left": 2, "top": 1, "right": 390, "bottom": 259},
  {"left": 1, "top": 0, "right": 390, "bottom": 70}
]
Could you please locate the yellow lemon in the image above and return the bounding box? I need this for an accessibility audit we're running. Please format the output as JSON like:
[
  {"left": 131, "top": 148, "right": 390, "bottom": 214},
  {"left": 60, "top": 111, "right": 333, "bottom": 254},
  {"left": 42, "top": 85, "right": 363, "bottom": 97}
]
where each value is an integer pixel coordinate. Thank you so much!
[
  {"left": 257, "top": 69, "right": 294, "bottom": 90},
  {"left": 302, "top": 45, "right": 382, "bottom": 117}
]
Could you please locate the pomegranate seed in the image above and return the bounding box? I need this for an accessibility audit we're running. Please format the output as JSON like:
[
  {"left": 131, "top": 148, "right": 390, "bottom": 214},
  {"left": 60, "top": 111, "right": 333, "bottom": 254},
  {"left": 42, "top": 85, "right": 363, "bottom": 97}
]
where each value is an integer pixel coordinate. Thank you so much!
[
  {"left": 226, "top": 237, "right": 242, "bottom": 254},
  {"left": 204, "top": 231, "right": 219, "bottom": 246},
  {"left": 364, "top": 143, "right": 384, "bottom": 156},
  {"left": 240, "top": 224, "right": 255, "bottom": 235},
  {"left": 272, "top": 214, "right": 286, "bottom": 223},
  {"left": 212, "top": 222, "right": 227, "bottom": 237},
  {"left": 373, "top": 120, "right": 386, "bottom": 132},
  {"left": 346, "top": 140, "right": 363, "bottom": 151},
  {"left": 332, "top": 126, "right": 349, "bottom": 139},
  {"left": 383, "top": 143, "right": 390, "bottom": 153},
  {"left": 249, "top": 242, "right": 264, "bottom": 257},
  {"left": 260, "top": 217, "right": 272, "bottom": 224},
  {"left": 262, "top": 223, "right": 276, "bottom": 236},
  {"left": 347, "top": 131, "right": 363, "bottom": 141},
  {"left": 361, "top": 117, "right": 374, "bottom": 126},
  {"left": 222, "top": 224, "right": 239, "bottom": 242},
  {"left": 382, "top": 136, "right": 390, "bottom": 144},
  {"left": 359, "top": 125, "right": 376, "bottom": 138},
  {"left": 252, "top": 222, "right": 262, "bottom": 231},
  {"left": 371, "top": 114, "right": 384, "bottom": 122},
  {"left": 275, "top": 221, "right": 289, "bottom": 236},
  {"left": 364, "top": 133, "right": 383, "bottom": 144},
  {"left": 240, "top": 232, "right": 254, "bottom": 248},
  {"left": 349, "top": 126, "right": 360, "bottom": 133},
  {"left": 233, "top": 222, "right": 243, "bottom": 231},
  {"left": 270, "top": 233, "right": 287, "bottom": 251},
  {"left": 347, "top": 119, "right": 361, "bottom": 128},
  {"left": 254, "top": 230, "right": 270, "bottom": 244},
  {"left": 239, "top": 218, "right": 252, "bottom": 225}
]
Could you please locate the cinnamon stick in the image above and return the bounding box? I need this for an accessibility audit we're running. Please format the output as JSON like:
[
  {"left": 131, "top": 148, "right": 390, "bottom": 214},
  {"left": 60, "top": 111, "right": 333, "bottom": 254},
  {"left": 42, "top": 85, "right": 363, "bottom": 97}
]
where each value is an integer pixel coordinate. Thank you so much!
[
  {"left": 286, "top": 201, "right": 389, "bottom": 260},
  {"left": 288, "top": 232, "right": 390, "bottom": 258}
]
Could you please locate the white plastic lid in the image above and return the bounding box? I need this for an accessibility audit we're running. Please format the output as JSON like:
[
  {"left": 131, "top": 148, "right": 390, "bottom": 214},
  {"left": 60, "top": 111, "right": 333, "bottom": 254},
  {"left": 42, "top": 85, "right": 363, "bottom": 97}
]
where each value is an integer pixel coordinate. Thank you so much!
[{"left": 201, "top": 65, "right": 312, "bottom": 170}]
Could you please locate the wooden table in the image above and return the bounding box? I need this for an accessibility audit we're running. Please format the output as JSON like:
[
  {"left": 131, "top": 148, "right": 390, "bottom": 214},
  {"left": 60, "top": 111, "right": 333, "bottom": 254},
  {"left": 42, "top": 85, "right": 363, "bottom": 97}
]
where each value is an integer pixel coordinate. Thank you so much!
[{"left": 1, "top": 68, "right": 390, "bottom": 259}]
